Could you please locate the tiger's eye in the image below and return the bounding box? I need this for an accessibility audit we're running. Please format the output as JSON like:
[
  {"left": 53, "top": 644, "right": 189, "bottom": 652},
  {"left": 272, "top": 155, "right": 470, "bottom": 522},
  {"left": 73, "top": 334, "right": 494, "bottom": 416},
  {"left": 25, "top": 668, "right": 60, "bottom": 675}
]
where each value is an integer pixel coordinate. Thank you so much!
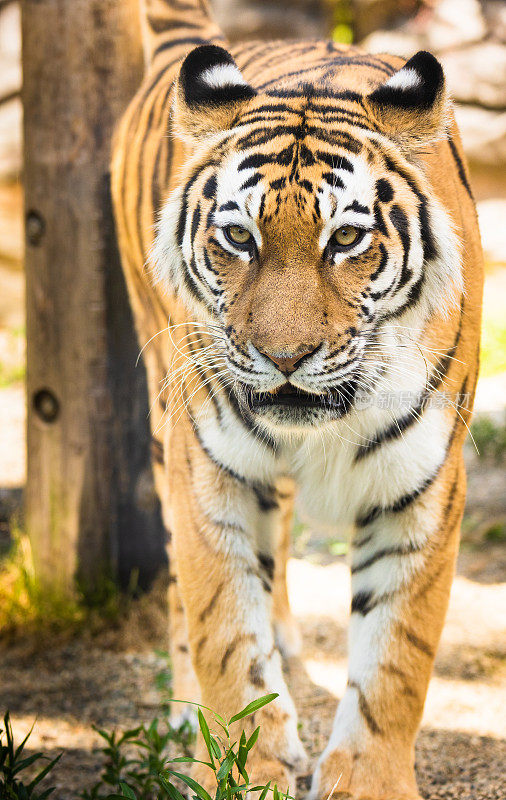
[
  {"left": 226, "top": 225, "right": 252, "bottom": 245},
  {"left": 334, "top": 225, "right": 359, "bottom": 247}
]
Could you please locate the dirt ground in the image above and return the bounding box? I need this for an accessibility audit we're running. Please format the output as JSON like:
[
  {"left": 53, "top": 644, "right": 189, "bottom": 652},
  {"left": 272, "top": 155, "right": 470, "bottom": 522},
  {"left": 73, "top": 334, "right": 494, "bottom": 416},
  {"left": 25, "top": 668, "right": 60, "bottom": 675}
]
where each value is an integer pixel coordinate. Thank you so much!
[{"left": 1, "top": 532, "right": 506, "bottom": 800}]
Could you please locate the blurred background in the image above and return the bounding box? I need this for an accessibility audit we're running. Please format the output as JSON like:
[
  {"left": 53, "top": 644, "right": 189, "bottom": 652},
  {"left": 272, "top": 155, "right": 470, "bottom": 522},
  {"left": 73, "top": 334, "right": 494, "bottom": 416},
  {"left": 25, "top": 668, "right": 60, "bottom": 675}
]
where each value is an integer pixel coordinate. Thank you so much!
[{"left": 0, "top": 1, "right": 505, "bottom": 798}]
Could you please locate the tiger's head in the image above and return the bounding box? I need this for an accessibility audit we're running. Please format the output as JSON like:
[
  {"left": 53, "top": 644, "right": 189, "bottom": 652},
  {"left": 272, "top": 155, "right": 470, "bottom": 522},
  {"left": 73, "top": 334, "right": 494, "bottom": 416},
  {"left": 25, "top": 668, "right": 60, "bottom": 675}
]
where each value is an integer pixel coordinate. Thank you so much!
[{"left": 152, "top": 44, "right": 462, "bottom": 433}]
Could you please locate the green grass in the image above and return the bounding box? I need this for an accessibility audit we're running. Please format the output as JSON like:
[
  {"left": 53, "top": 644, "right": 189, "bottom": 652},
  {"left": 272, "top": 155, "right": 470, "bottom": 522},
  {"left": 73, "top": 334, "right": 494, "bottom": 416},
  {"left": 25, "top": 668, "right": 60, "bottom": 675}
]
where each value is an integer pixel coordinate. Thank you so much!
[
  {"left": 480, "top": 315, "right": 506, "bottom": 379},
  {"left": 0, "top": 324, "right": 25, "bottom": 388},
  {"left": 484, "top": 521, "right": 506, "bottom": 543},
  {"left": 0, "top": 362, "right": 25, "bottom": 388},
  {"left": 2, "top": 695, "right": 292, "bottom": 800},
  {"left": 0, "top": 524, "right": 139, "bottom": 640},
  {"left": 0, "top": 525, "right": 83, "bottom": 637},
  {"left": 470, "top": 414, "right": 506, "bottom": 462}
]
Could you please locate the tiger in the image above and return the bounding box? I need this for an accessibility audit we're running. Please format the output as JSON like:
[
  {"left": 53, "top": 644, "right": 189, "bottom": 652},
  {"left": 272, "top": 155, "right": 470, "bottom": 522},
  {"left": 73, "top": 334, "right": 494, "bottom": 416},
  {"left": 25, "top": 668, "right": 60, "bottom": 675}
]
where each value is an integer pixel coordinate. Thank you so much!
[{"left": 111, "top": 0, "right": 483, "bottom": 797}]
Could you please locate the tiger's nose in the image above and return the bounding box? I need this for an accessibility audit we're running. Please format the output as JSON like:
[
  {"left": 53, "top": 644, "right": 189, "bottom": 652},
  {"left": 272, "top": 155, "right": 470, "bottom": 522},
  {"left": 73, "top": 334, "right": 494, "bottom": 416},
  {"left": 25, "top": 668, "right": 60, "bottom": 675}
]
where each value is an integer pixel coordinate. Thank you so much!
[{"left": 260, "top": 345, "right": 319, "bottom": 375}]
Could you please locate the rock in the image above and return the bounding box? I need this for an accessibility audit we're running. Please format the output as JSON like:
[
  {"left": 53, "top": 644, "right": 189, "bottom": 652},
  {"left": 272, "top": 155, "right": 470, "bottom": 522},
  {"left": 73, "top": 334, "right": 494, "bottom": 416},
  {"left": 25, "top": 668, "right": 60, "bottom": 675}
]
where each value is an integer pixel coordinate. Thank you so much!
[
  {"left": 442, "top": 42, "right": 506, "bottom": 110},
  {"left": 0, "top": 182, "right": 23, "bottom": 264},
  {"left": 360, "top": 29, "right": 422, "bottom": 58},
  {"left": 426, "top": 0, "right": 486, "bottom": 50},
  {"left": 361, "top": 0, "right": 487, "bottom": 55},
  {"left": 482, "top": 0, "right": 506, "bottom": 44},
  {"left": 0, "top": 2, "right": 22, "bottom": 182},
  {"left": 477, "top": 199, "right": 506, "bottom": 266},
  {"left": 0, "top": 2, "right": 21, "bottom": 97},
  {"left": 453, "top": 105, "right": 506, "bottom": 167},
  {"left": 0, "top": 98, "right": 22, "bottom": 182},
  {"left": 351, "top": 0, "right": 419, "bottom": 43},
  {"left": 211, "top": 0, "right": 329, "bottom": 42},
  {"left": 0, "top": 56, "right": 20, "bottom": 100}
]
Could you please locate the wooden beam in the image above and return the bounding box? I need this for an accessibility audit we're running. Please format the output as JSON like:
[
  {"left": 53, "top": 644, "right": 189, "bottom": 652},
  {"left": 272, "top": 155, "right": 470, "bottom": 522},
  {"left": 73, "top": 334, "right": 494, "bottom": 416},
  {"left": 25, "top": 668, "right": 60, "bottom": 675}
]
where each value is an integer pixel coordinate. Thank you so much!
[{"left": 22, "top": 0, "right": 165, "bottom": 596}]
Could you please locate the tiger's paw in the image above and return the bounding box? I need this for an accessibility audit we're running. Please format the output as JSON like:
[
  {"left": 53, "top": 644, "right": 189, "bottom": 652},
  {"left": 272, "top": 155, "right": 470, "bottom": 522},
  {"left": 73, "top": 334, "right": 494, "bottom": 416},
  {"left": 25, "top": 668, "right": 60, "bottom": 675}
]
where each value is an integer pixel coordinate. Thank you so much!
[
  {"left": 169, "top": 702, "right": 198, "bottom": 732},
  {"left": 192, "top": 754, "right": 301, "bottom": 798},
  {"left": 273, "top": 615, "right": 303, "bottom": 658},
  {"left": 309, "top": 746, "right": 421, "bottom": 800},
  {"left": 192, "top": 709, "right": 306, "bottom": 797}
]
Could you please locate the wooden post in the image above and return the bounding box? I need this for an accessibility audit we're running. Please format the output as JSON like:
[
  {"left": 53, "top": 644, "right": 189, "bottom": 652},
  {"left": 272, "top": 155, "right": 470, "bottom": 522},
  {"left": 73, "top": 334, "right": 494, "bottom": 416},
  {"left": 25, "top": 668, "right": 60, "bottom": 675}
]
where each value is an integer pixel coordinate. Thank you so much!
[{"left": 22, "top": 0, "right": 166, "bottom": 597}]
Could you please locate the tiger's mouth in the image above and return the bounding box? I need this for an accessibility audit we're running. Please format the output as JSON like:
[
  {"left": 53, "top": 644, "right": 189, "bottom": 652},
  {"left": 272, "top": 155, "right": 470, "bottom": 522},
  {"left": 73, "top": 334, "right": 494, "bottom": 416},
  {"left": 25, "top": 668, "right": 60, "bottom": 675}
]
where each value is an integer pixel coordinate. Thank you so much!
[{"left": 245, "top": 380, "right": 357, "bottom": 414}]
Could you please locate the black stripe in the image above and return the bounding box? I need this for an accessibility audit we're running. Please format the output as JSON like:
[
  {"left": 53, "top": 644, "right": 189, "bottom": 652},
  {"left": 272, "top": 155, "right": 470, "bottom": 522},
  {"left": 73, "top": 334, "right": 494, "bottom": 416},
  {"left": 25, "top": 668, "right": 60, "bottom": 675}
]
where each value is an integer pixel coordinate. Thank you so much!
[
  {"left": 135, "top": 88, "right": 167, "bottom": 259},
  {"left": 192, "top": 421, "right": 278, "bottom": 509},
  {"left": 240, "top": 173, "right": 262, "bottom": 191},
  {"left": 448, "top": 137, "right": 474, "bottom": 201},
  {"left": 191, "top": 202, "right": 201, "bottom": 241},
  {"left": 254, "top": 485, "right": 279, "bottom": 512},
  {"left": 351, "top": 590, "right": 393, "bottom": 616},
  {"left": 389, "top": 204, "right": 412, "bottom": 292},
  {"left": 356, "top": 468, "right": 441, "bottom": 528},
  {"left": 199, "top": 581, "right": 224, "bottom": 622},
  {"left": 181, "top": 256, "right": 210, "bottom": 305},
  {"left": 351, "top": 591, "right": 374, "bottom": 615},
  {"left": 399, "top": 624, "right": 435, "bottom": 658},
  {"left": 355, "top": 296, "right": 465, "bottom": 461},
  {"left": 373, "top": 200, "right": 387, "bottom": 236},
  {"left": 345, "top": 200, "right": 369, "bottom": 214},
  {"left": 383, "top": 153, "right": 437, "bottom": 263},
  {"left": 153, "top": 37, "right": 214, "bottom": 59},
  {"left": 147, "top": 15, "right": 204, "bottom": 34},
  {"left": 376, "top": 178, "right": 394, "bottom": 204},
  {"left": 351, "top": 542, "right": 421, "bottom": 574},
  {"left": 316, "top": 150, "right": 354, "bottom": 172},
  {"left": 258, "top": 552, "right": 275, "bottom": 581},
  {"left": 218, "top": 200, "right": 239, "bottom": 212},
  {"left": 177, "top": 168, "right": 202, "bottom": 246},
  {"left": 348, "top": 680, "right": 382, "bottom": 735},
  {"left": 355, "top": 375, "right": 467, "bottom": 526},
  {"left": 185, "top": 332, "right": 222, "bottom": 422},
  {"left": 151, "top": 436, "right": 164, "bottom": 465},
  {"left": 221, "top": 381, "right": 278, "bottom": 453},
  {"left": 323, "top": 173, "right": 344, "bottom": 189},
  {"left": 427, "top": 297, "right": 465, "bottom": 393},
  {"left": 354, "top": 531, "right": 374, "bottom": 548},
  {"left": 369, "top": 242, "right": 388, "bottom": 280},
  {"left": 355, "top": 402, "right": 423, "bottom": 462},
  {"left": 203, "top": 173, "right": 217, "bottom": 200}
]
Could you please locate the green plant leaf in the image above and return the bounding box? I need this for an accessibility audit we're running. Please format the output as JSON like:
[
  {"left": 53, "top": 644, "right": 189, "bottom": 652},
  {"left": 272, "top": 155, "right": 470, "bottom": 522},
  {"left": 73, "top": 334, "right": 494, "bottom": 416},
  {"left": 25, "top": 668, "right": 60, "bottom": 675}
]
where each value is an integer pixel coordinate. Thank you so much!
[
  {"left": 229, "top": 694, "right": 278, "bottom": 725},
  {"left": 169, "top": 756, "right": 213, "bottom": 768},
  {"left": 106, "top": 795, "right": 135, "bottom": 799},
  {"left": 158, "top": 775, "right": 187, "bottom": 800},
  {"left": 169, "top": 699, "right": 228, "bottom": 735},
  {"left": 216, "top": 749, "right": 236, "bottom": 782},
  {"left": 37, "top": 788, "right": 57, "bottom": 799},
  {"left": 258, "top": 782, "right": 271, "bottom": 800},
  {"left": 4, "top": 711, "right": 14, "bottom": 763},
  {"left": 12, "top": 751, "right": 45, "bottom": 775},
  {"left": 210, "top": 736, "right": 221, "bottom": 759},
  {"left": 13, "top": 719, "right": 36, "bottom": 763},
  {"left": 167, "top": 770, "right": 212, "bottom": 800},
  {"left": 245, "top": 727, "right": 260, "bottom": 751},
  {"left": 198, "top": 709, "right": 215, "bottom": 766},
  {"left": 27, "top": 753, "right": 62, "bottom": 791},
  {"left": 118, "top": 782, "right": 137, "bottom": 799}
]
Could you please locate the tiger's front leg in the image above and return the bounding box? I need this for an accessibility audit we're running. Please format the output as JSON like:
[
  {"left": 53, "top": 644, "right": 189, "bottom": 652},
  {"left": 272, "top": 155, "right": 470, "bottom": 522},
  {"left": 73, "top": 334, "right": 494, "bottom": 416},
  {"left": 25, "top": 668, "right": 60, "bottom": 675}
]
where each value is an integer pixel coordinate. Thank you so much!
[
  {"left": 168, "top": 420, "right": 306, "bottom": 791},
  {"left": 311, "top": 455, "right": 465, "bottom": 800}
]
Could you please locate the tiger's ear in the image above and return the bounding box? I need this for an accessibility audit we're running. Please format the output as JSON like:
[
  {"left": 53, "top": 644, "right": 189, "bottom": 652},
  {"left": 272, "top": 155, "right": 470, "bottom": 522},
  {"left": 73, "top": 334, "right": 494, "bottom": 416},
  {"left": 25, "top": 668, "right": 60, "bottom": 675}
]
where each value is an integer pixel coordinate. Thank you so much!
[
  {"left": 365, "top": 51, "right": 449, "bottom": 149},
  {"left": 174, "top": 44, "right": 256, "bottom": 141}
]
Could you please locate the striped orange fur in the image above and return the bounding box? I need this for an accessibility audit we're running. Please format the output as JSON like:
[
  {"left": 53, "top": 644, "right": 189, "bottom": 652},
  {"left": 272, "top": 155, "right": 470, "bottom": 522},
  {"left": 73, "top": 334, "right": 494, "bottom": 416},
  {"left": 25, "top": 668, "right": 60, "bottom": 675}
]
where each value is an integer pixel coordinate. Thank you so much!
[{"left": 111, "top": 2, "right": 483, "bottom": 797}]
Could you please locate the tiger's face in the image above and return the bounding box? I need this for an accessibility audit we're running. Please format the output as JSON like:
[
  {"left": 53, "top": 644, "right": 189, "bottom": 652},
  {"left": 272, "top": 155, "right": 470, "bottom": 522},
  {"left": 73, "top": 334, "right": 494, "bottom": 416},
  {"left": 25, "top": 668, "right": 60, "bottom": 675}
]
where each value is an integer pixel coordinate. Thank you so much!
[{"left": 153, "top": 46, "right": 461, "bottom": 432}]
